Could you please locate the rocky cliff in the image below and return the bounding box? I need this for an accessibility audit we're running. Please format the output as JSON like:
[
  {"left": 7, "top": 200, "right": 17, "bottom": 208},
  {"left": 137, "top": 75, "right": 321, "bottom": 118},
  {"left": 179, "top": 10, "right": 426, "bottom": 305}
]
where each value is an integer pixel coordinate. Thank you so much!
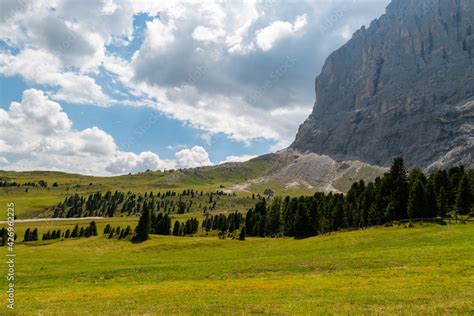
[{"left": 291, "top": 0, "right": 474, "bottom": 169}]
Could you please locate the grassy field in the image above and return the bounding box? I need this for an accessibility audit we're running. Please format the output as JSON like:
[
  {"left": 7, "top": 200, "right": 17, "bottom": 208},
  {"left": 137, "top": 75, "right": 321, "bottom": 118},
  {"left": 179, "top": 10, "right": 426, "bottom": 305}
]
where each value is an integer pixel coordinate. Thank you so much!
[
  {"left": 1, "top": 222, "right": 472, "bottom": 315},
  {"left": 0, "top": 170, "right": 261, "bottom": 219},
  {"left": 0, "top": 155, "right": 384, "bottom": 219},
  {"left": 0, "top": 166, "right": 274, "bottom": 219}
]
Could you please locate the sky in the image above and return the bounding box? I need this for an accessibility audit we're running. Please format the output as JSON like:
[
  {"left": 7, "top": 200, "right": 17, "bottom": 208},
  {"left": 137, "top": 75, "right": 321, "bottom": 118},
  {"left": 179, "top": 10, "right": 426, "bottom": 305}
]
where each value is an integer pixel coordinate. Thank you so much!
[{"left": 0, "top": 0, "right": 390, "bottom": 175}]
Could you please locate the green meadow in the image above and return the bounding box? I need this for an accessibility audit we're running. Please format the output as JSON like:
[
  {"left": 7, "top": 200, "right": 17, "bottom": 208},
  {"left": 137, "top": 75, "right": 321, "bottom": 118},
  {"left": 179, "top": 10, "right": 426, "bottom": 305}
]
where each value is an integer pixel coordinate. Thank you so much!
[
  {"left": 1, "top": 168, "right": 473, "bottom": 314},
  {"left": 0, "top": 160, "right": 319, "bottom": 219},
  {"left": 1, "top": 222, "right": 472, "bottom": 315}
]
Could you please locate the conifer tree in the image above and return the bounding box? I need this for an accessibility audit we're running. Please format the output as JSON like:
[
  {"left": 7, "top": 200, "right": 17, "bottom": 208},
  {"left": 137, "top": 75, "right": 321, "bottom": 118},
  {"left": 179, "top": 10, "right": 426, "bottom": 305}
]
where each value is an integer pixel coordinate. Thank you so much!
[
  {"left": 31, "top": 228, "right": 38, "bottom": 241},
  {"left": 23, "top": 228, "right": 31, "bottom": 242},
  {"left": 103, "top": 224, "right": 111, "bottom": 235},
  {"left": 294, "top": 203, "right": 310, "bottom": 238},
  {"left": 436, "top": 187, "right": 448, "bottom": 217},
  {"left": 408, "top": 179, "right": 427, "bottom": 219},
  {"left": 389, "top": 157, "right": 409, "bottom": 220},
  {"left": 239, "top": 226, "right": 246, "bottom": 241},
  {"left": 172, "top": 221, "right": 180, "bottom": 236},
  {"left": 90, "top": 221, "right": 98, "bottom": 236},
  {"left": 133, "top": 205, "right": 150, "bottom": 242},
  {"left": 267, "top": 198, "right": 281, "bottom": 236},
  {"left": 71, "top": 224, "right": 79, "bottom": 238},
  {"left": 456, "top": 175, "right": 472, "bottom": 215}
]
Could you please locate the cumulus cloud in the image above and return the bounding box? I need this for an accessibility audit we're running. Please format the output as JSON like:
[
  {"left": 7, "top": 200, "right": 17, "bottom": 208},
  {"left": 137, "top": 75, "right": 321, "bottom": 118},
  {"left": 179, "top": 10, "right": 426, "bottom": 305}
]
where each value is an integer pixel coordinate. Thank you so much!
[
  {"left": 175, "top": 146, "right": 213, "bottom": 169},
  {"left": 106, "top": 151, "right": 175, "bottom": 175},
  {"left": 255, "top": 14, "right": 307, "bottom": 51},
  {"left": 0, "top": 0, "right": 391, "bottom": 174},
  {"left": 192, "top": 26, "right": 225, "bottom": 43},
  {"left": 0, "top": 49, "right": 112, "bottom": 106},
  {"left": 220, "top": 155, "right": 257, "bottom": 164},
  {"left": 0, "top": 89, "right": 212, "bottom": 175},
  {"left": 125, "top": 0, "right": 389, "bottom": 146},
  {"left": 143, "top": 18, "right": 176, "bottom": 52}
]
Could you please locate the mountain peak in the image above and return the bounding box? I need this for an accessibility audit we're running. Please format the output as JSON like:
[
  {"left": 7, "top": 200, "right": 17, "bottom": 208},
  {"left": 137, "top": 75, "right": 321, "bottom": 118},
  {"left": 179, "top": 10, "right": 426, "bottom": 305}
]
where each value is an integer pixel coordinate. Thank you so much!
[{"left": 291, "top": 0, "right": 473, "bottom": 169}]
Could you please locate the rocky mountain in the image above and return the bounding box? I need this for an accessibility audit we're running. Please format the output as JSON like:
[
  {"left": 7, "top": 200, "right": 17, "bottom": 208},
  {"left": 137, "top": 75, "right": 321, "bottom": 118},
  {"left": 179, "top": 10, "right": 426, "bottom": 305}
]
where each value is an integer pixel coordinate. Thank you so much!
[
  {"left": 190, "top": 148, "right": 386, "bottom": 194},
  {"left": 291, "top": 0, "right": 474, "bottom": 170}
]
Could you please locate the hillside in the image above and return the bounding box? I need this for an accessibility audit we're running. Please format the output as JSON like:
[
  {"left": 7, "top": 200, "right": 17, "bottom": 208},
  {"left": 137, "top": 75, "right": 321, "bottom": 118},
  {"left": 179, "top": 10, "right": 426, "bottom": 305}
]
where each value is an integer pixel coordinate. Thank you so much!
[
  {"left": 3, "top": 222, "right": 472, "bottom": 314},
  {"left": 292, "top": 0, "right": 474, "bottom": 169},
  {"left": 0, "top": 152, "right": 386, "bottom": 218}
]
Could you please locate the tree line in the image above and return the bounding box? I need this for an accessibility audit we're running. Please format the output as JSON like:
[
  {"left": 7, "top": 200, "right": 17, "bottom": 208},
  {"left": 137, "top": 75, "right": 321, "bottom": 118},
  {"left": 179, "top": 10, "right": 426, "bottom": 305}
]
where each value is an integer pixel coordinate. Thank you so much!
[
  {"left": 244, "top": 158, "right": 473, "bottom": 239},
  {"left": 0, "top": 179, "right": 49, "bottom": 187},
  {"left": 22, "top": 221, "right": 99, "bottom": 242},
  {"left": 133, "top": 210, "right": 245, "bottom": 241},
  {"left": 52, "top": 189, "right": 237, "bottom": 218},
  {"left": 103, "top": 224, "right": 132, "bottom": 239}
]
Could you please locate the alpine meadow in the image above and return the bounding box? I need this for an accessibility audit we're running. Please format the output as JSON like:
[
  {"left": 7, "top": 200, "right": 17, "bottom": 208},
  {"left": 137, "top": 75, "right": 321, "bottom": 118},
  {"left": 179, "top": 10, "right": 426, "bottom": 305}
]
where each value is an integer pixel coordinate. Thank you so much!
[{"left": 0, "top": 0, "right": 473, "bottom": 315}]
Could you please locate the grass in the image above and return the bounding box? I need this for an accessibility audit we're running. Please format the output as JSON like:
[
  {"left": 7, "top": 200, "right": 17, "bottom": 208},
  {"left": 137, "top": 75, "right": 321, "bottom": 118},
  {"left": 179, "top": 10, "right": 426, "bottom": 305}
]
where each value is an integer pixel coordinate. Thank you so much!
[
  {"left": 0, "top": 172, "right": 260, "bottom": 219},
  {"left": 0, "top": 168, "right": 265, "bottom": 219},
  {"left": 1, "top": 169, "right": 472, "bottom": 314},
  {"left": 1, "top": 222, "right": 472, "bottom": 314}
]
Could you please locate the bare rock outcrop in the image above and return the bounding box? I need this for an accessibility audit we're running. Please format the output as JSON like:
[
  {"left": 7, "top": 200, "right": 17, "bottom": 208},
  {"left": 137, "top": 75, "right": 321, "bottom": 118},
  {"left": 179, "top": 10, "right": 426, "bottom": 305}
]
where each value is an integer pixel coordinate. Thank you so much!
[{"left": 291, "top": 0, "right": 474, "bottom": 169}]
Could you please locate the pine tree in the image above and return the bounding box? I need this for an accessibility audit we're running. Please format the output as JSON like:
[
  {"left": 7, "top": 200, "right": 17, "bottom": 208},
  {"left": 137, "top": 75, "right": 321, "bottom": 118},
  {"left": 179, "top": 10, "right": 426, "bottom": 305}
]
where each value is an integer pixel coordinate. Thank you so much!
[
  {"left": 90, "top": 221, "right": 98, "bottom": 236},
  {"left": 456, "top": 175, "right": 472, "bottom": 215},
  {"left": 389, "top": 157, "right": 409, "bottom": 220},
  {"left": 425, "top": 180, "right": 438, "bottom": 218},
  {"left": 267, "top": 198, "right": 281, "bottom": 236},
  {"left": 239, "top": 226, "right": 246, "bottom": 241},
  {"left": 103, "top": 224, "right": 111, "bottom": 235},
  {"left": 133, "top": 206, "right": 150, "bottom": 242},
  {"left": 31, "top": 228, "right": 38, "bottom": 241},
  {"left": 436, "top": 187, "right": 448, "bottom": 217},
  {"left": 71, "top": 224, "right": 79, "bottom": 238},
  {"left": 23, "top": 228, "right": 31, "bottom": 242},
  {"left": 172, "top": 221, "right": 180, "bottom": 236},
  {"left": 408, "top": 179, "right": 427, "bottom": 219},
  {"left": 294, "top": 202, "right": 310, "bottom": 238}
]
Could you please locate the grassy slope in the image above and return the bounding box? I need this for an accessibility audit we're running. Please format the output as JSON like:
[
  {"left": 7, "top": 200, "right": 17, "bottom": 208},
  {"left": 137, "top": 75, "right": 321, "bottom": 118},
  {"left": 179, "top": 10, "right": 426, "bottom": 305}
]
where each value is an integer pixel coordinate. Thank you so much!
[
  {"left": 0, "top": 153, "right": 386, "bottom": 218},
  {"left": 0, "top": 154, "right": 292, "bottom": 219},
  {"left": 1, "top": 223, "right": 472, "bottom": 314},
  {"left": 0, "top": 167, "right": 265, "bottom": 218}
]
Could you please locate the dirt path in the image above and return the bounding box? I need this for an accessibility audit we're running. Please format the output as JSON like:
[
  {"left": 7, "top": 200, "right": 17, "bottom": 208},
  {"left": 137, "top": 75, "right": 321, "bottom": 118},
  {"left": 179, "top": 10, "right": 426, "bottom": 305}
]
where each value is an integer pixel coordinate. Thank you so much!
[{"left": 0, "top": 216, "right": 105, "bottom": 224}]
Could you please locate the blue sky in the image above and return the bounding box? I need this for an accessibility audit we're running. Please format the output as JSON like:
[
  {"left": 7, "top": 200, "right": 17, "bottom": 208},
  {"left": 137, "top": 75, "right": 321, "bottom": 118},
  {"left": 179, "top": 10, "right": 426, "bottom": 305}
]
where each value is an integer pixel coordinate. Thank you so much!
[{"left": 0, "top": 0, "right": 389, "bottom": 175}]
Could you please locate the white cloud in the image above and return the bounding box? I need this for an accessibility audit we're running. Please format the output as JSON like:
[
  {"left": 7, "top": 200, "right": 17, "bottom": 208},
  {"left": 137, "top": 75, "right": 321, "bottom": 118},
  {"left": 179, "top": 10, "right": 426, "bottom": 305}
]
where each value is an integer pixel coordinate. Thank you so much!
[
  {"left": 220, "top": 155, "right": 257, "bottom": 164},
  {"left": 0, "top": 49, "right": 113, "bottom": 105},
  {"left": 175, "top": 146, "right": 213, "bottom": 169},
  {"left": 0, "top": 89, "right": 213, "bottom": 175},
  {"left": 106, "top": 151, "right": 176, "bottom": 174},
  {"left": 192, "top": 26, "right": 225, "bottom": 43},
  {"left": 255, "top": 14, "right": 307, "bottom": 51},
  {"left": 143, "top": 18, "right": 176, "bottom": 52},
  {"left": 0, "top": 0, "right": 391, "bottom": 173}
]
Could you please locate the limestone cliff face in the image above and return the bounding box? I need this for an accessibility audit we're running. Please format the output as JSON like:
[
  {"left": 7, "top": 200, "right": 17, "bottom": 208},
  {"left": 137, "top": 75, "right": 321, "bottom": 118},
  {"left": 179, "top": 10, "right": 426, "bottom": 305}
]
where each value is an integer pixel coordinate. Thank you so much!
[{"left": 291, "top": 0, "right": 474, "bottom": 169}]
